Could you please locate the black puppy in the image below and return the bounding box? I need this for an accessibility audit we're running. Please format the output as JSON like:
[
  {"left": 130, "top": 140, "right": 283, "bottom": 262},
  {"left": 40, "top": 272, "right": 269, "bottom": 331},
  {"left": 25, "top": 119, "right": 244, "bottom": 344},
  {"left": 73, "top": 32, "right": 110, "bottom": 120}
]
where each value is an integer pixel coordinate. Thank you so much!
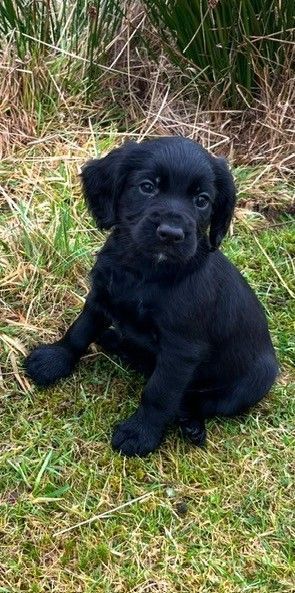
[{"left": 25, "top": 137, "right": 278, "bottom": 456}]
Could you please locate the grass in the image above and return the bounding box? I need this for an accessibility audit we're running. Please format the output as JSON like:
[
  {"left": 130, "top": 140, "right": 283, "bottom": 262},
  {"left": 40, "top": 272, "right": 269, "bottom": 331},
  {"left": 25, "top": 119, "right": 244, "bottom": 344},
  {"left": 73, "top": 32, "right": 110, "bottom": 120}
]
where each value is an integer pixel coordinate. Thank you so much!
[
  {"left": 1, "top": 0, "right": 293, "bottom": 107},
  {"left": 142, "top": 0, "right": 294, "bottom": 107},
  {"left": 1, "top": 3, "right": 294, "bottom": 169},
  {"left": 0, "top": 137, "right": 294, "bottom": 592}
]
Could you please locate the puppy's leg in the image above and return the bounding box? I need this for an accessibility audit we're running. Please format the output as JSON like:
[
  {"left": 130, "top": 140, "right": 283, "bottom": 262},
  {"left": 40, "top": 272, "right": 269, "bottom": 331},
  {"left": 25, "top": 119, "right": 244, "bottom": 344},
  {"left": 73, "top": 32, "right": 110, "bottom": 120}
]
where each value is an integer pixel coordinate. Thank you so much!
[
  {"left": 25, "top": 294, "right": 111, "bottom": 387},
  {"left": 196, "top": 354, "right": 278, "bottom": 419},
  {"left": 112, "top": 342, "right": 198, "bottom": 457},
  {"left": 177, "top": 354, "right": 277, "bottom": 446}
]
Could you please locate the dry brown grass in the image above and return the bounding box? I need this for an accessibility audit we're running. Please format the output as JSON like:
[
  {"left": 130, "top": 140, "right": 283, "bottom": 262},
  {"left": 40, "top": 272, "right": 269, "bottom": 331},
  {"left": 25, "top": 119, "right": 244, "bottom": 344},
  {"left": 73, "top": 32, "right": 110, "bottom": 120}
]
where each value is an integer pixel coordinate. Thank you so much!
[{"left": 1, "top": 10, "right": 294, "bottom": 178}]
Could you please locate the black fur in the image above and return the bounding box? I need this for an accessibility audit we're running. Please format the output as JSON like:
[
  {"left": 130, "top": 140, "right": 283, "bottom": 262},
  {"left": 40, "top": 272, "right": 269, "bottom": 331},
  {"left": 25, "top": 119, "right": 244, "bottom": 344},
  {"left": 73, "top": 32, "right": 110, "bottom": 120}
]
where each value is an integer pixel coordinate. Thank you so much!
[{"left": 25, "top": 137, "right": 278, "bottom": 456}]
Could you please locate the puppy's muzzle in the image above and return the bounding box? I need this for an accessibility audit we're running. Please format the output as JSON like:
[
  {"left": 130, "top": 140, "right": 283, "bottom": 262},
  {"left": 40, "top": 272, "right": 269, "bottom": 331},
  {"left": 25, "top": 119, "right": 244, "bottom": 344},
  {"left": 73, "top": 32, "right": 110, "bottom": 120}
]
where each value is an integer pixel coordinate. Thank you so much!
[
  {"left": 147, "top": 208, "right": 194, "bottom": 245},
  {"left": 157, "top": 223, "right": 185, "bottom": 244}
]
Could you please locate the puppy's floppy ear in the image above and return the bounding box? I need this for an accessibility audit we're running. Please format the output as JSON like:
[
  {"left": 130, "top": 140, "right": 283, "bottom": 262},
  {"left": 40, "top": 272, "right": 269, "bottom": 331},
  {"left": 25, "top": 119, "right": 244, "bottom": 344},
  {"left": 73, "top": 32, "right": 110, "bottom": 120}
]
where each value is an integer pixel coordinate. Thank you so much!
[
  {"left": 209, "top": 157, "right": 236, "bottom": 250},
  {"left": 81, "top": 143, "right": 131, "bottom": 229}
]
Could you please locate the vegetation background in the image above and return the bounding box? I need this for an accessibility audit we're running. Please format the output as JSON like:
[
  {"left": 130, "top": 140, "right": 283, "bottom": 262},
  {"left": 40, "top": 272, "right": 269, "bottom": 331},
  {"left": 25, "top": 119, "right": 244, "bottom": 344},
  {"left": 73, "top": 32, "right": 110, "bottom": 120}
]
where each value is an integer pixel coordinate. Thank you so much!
[{"left": 0, "top": 2, "right": 294, "bottom": 592}]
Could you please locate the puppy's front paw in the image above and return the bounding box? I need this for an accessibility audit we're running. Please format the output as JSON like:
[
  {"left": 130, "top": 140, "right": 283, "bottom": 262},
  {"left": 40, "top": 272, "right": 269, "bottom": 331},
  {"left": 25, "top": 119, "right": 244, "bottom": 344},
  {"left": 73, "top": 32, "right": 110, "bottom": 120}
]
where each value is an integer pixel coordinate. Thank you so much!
[
  {"left": 112, "top": 410, "right": 164, "bottom": 457},
  {"left": 25, "top": 343, "right": 76, "bottom": 387}
]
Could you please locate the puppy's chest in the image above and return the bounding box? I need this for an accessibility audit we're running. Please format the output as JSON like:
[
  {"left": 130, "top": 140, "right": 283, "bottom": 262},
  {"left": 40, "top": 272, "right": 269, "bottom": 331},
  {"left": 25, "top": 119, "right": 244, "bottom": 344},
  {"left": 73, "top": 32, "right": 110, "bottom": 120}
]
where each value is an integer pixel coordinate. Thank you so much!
[{"left": 107, "top": 270, "right": 157, "bottom": 328}]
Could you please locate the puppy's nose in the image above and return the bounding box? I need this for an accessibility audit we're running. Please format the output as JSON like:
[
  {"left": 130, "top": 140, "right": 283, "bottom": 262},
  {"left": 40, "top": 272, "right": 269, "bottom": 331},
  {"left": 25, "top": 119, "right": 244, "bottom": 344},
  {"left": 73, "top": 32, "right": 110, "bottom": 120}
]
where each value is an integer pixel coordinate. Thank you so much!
[{"left": 156, "top": 223, "right": 185, "bottom": 243}]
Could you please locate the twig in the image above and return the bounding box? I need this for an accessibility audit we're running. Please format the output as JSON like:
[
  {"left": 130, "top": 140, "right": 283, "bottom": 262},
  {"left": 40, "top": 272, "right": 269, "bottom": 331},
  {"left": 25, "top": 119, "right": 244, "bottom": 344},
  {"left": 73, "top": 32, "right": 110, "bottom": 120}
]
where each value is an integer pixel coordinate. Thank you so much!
[{"left": 54, "top": 492, "right": 153, "bottom": 537}]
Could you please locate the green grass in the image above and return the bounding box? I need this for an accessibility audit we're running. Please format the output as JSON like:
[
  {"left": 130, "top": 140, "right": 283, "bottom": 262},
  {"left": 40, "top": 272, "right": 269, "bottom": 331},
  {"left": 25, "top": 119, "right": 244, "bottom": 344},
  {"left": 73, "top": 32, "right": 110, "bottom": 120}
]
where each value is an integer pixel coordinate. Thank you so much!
[
  {"left": 0, "top": 140, "right": 294, "bottom": 592},
  {"left": 142, "top": 0, "right": 294, "bottom": 107}
]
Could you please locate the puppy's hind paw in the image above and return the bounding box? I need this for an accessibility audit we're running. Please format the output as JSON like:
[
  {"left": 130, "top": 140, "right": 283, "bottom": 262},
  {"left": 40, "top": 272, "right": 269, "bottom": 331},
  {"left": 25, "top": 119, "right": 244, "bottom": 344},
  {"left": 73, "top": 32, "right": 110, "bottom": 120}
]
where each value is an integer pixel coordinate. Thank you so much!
[
  {"left": 24, "top": 343, "right": 76, "bottom": 387},
  {"left": 179, "top": 418, "right": 207, "bottom": 448}
]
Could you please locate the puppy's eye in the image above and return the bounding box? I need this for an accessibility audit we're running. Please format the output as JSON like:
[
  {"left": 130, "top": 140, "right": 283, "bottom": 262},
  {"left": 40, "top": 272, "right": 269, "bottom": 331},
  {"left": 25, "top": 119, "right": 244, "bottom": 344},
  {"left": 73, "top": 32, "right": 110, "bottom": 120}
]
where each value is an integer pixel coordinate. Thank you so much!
[
  {"left": 139, "top": 180, "right": 155, "bottom": 195},
  {"left": 194, "top": 193, "right": 210, "bottom": 208}
]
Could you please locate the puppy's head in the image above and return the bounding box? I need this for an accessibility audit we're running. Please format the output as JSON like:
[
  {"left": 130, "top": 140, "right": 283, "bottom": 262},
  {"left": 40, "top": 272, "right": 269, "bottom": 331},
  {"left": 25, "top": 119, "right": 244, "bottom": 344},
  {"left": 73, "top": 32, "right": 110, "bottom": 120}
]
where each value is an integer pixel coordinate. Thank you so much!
[{"left": 81, "top": 137, "right": 236, "bottom": 263}]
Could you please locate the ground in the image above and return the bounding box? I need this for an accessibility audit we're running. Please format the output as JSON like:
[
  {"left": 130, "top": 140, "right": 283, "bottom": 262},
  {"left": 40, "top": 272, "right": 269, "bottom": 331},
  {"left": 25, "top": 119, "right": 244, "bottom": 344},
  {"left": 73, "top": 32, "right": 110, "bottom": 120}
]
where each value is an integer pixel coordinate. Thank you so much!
[{"left": 0, "top": 138, "right": 294, "bottom": 592}]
